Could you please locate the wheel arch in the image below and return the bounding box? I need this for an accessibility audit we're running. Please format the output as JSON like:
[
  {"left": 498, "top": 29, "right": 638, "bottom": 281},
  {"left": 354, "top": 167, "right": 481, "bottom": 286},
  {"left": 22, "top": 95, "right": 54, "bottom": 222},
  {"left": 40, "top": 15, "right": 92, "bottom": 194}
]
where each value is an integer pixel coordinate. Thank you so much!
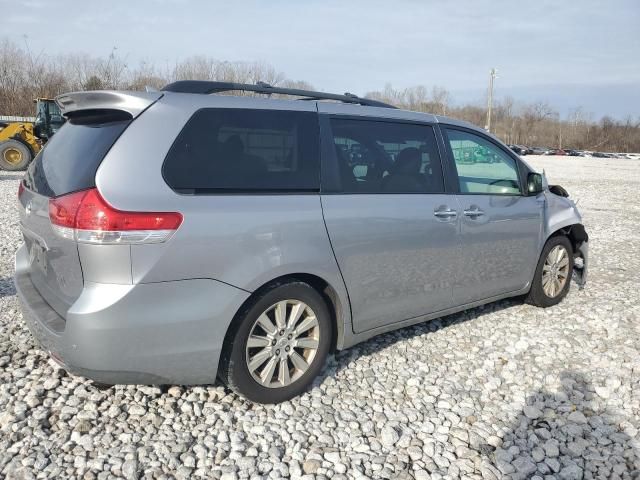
[
  {"left": 218, "top": 272, "right": 349, "bottom": 378},
  {"left": 284, "top": 273, "right": 344, "bottom": 353},
  {"left": 546, "top": 223, "right": 588, "bottom": 254}
]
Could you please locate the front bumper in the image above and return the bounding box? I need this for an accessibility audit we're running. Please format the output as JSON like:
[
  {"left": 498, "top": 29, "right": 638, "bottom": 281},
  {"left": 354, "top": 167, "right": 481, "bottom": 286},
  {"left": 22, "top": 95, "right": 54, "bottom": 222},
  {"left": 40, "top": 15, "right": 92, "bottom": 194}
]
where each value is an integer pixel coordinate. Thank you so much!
[{"left": 15, "top": 244, "right": 250, "bottom": 385}]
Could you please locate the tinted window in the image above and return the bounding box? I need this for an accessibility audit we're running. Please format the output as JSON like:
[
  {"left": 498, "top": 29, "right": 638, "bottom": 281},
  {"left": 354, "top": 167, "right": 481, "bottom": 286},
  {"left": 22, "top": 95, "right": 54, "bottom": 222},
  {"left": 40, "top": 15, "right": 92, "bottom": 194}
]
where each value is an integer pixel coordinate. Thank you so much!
[
  {"left": 25, "top": 111, "right": 131, "bottom": 197},
  {"left": 330, "top": 118, "right": 444, "bottom": 193},
  {"left": 445, "top": 128, "right": 521, "bottom": 195},
  {"left": 163, "top": 109, "right": 320, "bottom": 193}
]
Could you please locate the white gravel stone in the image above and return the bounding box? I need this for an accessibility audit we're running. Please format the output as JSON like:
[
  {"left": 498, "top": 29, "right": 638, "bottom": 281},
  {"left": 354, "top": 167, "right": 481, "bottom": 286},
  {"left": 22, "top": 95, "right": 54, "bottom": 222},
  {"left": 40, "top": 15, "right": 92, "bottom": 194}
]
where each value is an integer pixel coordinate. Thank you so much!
[
  {"left": 128, "top": 405, "right": 146, "bottom": 416},
  {"left": 302, "top": 459, "right": 320, "bottom": 474},
  {"left": 559, "top": 463, "right": 583, "bottom": 480},
  {"left": 512, "top": 456, "right": 537, "bottom": 476},
  {"left": 523, "top": 405, "right": 543, "bottom": 419},
  {"left": 532, "top": 447, "right": 545, "bottom": 463},
  {"left": 567, "top": 411, "right": 588, "bottom": 424},
  {"left": 121, "top": 459, "right": 138, "bottom": 479},
  {"left": 42, "top": 377, "right": 59, "bottom": 390},
  {"left": 543, "top": 439, "right": 560, "bottom": 457},
  {"left": 380, "top": 425, "right": 400, "bottom": 447}
]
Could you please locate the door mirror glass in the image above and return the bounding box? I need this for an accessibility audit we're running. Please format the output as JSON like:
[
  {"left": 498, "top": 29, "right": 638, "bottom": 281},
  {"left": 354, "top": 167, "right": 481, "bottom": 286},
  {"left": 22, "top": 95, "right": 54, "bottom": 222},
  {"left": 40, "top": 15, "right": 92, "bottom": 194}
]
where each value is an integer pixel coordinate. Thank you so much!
[{"left": 527, "top": 172, "right": 544, "bottom": 195}]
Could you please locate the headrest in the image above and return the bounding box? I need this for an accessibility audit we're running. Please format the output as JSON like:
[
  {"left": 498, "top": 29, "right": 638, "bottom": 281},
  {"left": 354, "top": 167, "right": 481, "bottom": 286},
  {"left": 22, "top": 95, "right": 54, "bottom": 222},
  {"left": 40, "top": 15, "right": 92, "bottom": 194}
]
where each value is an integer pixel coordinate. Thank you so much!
[{"left": 393, "top": 147, "right": 421, "bottom": 174}]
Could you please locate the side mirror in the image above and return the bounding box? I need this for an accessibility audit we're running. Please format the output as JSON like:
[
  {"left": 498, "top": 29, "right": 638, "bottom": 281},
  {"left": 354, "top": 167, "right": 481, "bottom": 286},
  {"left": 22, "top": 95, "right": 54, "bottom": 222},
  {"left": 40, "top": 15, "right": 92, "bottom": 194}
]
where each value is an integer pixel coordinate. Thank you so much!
[{"left": 527, "top": 172, "right": 544, "bottom": 195}]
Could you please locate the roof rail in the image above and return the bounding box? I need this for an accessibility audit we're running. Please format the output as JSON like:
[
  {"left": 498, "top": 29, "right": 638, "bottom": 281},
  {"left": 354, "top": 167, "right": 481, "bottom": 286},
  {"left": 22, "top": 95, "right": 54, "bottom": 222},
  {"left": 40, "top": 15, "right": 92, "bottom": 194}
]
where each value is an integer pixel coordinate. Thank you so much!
[{"left": 161, "top": 80, "right": 397, "bottom": 109}]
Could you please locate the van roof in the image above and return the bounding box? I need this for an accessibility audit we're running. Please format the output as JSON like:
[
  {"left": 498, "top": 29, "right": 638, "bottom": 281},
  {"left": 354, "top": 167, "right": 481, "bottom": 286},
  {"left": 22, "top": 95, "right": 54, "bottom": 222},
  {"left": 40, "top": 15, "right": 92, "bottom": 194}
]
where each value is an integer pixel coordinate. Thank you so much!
[
  {"left": 159, "top": 80, "right": 481, "bottom": 131},
  {"left": 55, "top": 83, "right": 482, "bottom": 133}
]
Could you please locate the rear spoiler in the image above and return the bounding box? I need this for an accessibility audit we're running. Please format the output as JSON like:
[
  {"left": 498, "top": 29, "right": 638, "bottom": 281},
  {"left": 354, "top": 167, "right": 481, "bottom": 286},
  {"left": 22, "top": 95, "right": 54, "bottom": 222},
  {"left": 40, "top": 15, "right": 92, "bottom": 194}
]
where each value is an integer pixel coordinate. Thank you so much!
[{"left": 55, "top": 90, "right": 163, "bottom": 119}]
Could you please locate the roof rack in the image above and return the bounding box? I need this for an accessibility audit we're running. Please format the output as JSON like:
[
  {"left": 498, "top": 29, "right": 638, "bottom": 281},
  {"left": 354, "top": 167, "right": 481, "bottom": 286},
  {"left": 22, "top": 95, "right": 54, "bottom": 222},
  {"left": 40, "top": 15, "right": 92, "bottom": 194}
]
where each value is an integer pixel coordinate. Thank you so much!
[{"left": 161, "top": 80, "right": 397, "bottom": 109}]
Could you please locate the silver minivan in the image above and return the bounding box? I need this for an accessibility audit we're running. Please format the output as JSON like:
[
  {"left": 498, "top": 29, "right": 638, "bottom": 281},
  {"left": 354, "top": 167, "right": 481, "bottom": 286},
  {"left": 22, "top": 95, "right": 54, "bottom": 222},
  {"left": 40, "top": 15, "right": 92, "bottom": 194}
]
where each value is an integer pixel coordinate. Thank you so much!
[{"left": 15, "top": 81, "right": 588, "bottom": 403}]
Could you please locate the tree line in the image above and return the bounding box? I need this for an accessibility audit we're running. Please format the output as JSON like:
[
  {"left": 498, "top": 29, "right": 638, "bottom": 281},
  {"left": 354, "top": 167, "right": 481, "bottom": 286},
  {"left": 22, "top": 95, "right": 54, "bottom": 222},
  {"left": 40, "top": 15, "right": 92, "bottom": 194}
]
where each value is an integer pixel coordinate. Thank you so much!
[
  {"left": 1, "top": 38, "right": 638, "bottom": 152},
  {"left": 366, "top": 85, "right": 640, "bottom": 153}
]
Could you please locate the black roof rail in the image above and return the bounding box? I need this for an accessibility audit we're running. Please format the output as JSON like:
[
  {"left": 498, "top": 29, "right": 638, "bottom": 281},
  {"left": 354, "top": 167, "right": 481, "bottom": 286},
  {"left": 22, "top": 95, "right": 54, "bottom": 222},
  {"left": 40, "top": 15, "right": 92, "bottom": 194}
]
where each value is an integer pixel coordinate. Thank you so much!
[{"left": 161, "top": 80, "right": 397, "bottom": 109}]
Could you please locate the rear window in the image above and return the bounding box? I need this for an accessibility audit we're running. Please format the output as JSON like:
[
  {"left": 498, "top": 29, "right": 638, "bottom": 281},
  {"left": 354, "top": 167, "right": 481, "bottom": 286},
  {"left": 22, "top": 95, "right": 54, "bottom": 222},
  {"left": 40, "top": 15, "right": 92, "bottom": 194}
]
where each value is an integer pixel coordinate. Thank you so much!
[
  {"left": 162, "top": 108, "right": 320, "bottom": 193},
  {"left": 24, "top": 111, "right": 131, "bottom": 197}
]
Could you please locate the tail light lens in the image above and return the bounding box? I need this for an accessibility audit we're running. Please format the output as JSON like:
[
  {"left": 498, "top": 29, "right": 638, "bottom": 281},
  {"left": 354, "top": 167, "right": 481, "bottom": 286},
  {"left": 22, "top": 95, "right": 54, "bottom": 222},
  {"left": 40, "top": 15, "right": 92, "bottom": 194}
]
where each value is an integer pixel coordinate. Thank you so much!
[{"left": 49, "top": 188, "right": 183, "bottom": 244}]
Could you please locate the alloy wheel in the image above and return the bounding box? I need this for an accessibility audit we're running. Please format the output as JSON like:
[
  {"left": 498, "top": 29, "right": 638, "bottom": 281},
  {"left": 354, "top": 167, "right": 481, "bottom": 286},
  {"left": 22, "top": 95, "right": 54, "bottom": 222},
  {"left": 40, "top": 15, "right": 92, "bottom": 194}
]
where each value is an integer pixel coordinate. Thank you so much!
[
  {"left": 542, "top": 245, "right": 570, "bottom": 298},
  {"left": 245, "top": 300, "right": 320, "bottom": 388}
]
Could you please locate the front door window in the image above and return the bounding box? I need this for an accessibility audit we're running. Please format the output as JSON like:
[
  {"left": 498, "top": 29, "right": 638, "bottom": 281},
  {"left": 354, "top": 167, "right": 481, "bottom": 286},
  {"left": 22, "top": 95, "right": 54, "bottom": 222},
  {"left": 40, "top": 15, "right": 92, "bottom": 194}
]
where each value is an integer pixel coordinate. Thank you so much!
[{"left": 446, "top": 129, "right": 521, "bottom": 195}]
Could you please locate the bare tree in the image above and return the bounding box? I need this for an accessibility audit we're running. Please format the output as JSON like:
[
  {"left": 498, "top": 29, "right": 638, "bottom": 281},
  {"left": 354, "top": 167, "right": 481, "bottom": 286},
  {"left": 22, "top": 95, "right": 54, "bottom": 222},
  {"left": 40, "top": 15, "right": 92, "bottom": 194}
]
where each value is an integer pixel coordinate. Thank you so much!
[{"left": 430, "top": 86, "right": 450, "bottom": 115}]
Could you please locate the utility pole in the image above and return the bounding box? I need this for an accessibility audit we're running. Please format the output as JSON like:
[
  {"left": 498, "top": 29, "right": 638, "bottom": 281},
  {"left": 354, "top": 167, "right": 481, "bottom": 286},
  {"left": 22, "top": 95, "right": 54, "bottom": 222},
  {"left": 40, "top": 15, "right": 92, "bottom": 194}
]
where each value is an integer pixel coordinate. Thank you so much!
[
  {"left": 559, "top": 121, "right": 563, "bottom": 149},
  {"left": 485, "top": 68, "right": 497, "bottom": 132}
]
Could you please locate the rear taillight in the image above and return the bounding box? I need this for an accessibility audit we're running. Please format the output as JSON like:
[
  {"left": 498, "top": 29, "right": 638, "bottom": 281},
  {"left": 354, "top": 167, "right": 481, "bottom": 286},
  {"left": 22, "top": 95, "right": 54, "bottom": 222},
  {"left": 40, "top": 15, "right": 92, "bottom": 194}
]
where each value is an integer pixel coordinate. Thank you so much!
[{"left": 48, "top": 188, "right": 183, "bottom": 244}]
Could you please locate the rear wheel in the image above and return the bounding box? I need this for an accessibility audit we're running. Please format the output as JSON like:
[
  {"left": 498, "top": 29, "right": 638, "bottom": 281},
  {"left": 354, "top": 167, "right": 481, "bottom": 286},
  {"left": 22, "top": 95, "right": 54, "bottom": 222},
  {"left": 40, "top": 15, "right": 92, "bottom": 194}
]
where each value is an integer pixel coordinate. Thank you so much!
[
  {"left": 219, "top": 281, "right": 332, "bottom": 403},
  {"left": 526, "top": 236, "right": 574, "bottom": 307},
  {"left": 0, "top": 139, "right": 32, "bottom": 171}
]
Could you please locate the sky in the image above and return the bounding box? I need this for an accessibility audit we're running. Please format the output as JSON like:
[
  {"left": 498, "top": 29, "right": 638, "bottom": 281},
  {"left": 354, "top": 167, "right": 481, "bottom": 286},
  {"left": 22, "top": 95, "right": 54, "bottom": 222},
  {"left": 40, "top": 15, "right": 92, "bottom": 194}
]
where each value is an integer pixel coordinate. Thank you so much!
[{"left": 2, "top": 0, "right": 639, "bottom": 119}]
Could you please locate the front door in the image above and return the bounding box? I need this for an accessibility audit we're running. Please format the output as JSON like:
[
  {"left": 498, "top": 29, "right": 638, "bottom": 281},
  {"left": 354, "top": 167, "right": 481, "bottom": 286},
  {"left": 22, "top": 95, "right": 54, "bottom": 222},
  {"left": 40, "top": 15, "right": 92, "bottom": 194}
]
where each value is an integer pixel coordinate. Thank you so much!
[
  {"left": 442, "top": 127, "right": 543, "bottom": 304},
  {"left": 320, "top": 116, "right": 460, "bottom": 333}
]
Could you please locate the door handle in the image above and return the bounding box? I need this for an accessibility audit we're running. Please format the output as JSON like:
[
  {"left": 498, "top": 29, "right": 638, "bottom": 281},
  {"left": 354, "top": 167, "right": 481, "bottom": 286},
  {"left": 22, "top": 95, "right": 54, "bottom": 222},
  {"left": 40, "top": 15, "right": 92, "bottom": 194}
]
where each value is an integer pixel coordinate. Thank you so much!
[
  {"left": 434, "top": 209, "right": 457, "bottom": 219},
  {"left": 463, "top": 208, "right": 485, "bottom": 217}
]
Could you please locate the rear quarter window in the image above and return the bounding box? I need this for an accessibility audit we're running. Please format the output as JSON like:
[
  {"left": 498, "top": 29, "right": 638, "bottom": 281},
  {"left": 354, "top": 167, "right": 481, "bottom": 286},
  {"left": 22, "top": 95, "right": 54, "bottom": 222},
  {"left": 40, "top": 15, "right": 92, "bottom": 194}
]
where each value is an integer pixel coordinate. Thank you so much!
[
  {"left": 25, "top": 110, "right": 131, "bottom": 197},
  {"left": 162, "top": 108, "right": 320, "bottom": 193}
]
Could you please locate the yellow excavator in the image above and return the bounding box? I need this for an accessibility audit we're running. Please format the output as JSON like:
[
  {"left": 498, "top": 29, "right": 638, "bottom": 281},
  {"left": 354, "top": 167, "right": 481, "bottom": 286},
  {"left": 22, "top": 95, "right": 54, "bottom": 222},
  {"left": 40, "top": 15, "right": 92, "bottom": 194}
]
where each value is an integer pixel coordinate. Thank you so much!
[{"left": 0, "top": 98, "right": 65, "bottom": 170}]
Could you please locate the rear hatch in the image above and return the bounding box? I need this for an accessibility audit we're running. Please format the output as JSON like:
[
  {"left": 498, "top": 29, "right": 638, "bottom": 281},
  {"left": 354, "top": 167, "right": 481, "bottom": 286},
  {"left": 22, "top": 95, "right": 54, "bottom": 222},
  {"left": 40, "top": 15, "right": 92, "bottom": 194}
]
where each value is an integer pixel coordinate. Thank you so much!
[{"left": 19, "top": 110, "right": 133, "bottom": 317}]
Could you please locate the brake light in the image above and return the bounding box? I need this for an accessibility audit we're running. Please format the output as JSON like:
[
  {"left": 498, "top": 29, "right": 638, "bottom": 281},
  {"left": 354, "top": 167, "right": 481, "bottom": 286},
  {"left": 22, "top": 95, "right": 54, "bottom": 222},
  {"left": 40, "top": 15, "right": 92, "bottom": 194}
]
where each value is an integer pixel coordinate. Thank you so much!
[{"left": 49, "top": 188, "right": 183, "bottom": 244}]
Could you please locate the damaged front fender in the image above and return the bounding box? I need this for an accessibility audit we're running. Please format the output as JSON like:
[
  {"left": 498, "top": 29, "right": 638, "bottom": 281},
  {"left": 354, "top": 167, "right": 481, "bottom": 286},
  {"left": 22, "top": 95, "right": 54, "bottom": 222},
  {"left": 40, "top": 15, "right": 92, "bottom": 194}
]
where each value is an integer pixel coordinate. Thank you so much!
[{"left": 543, "top": 190, "right": 589, "bottom": 289}]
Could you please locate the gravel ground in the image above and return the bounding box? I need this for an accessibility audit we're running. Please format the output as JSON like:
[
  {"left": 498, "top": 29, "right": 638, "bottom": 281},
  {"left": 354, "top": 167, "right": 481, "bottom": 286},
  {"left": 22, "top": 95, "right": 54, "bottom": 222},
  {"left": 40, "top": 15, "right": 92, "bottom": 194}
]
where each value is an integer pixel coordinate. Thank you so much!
[{"left": 1, "top": 156, "right": 639, "bottom": 480}]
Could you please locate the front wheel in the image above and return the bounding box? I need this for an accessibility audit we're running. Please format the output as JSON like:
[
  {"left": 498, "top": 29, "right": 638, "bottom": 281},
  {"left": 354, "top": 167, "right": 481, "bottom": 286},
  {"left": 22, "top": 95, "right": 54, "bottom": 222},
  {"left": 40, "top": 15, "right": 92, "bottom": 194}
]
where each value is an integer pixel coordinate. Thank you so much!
[
  {"left": 526, "top": 236, "right": 574, "bottom": 307},
  {"left": 219, "top": 281, "right": 332, "bottom": 403}
]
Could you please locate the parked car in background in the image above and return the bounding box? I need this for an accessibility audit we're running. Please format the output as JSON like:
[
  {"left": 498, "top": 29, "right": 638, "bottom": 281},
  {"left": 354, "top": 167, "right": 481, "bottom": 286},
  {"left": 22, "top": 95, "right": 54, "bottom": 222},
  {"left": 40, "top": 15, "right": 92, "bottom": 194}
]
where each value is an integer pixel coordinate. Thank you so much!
[
  {"left": 508, "top": 144, "right": 531, "bottom": 155},
  {"left": 15, "top": 81, "right": 589, "bottom": 403},
  {"left": 530, "top": 146, "right": 549, "bottom": 155},
  {"left": 564, "top": 149, "right": 581, "bottom": 156},
  {"left": 508, "top": 144, "right": 524, "bottom": 155},
  {"left": 544, "top": 149, "right": 567, "bottom": 156}
]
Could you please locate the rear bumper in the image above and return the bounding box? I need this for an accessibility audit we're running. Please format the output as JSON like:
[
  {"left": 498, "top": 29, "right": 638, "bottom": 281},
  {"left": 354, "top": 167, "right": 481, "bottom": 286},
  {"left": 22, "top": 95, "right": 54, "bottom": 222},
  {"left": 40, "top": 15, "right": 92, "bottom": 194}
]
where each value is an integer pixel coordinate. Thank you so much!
[{"left": 15, "top": 244, "right": 250, "bottom": 385}]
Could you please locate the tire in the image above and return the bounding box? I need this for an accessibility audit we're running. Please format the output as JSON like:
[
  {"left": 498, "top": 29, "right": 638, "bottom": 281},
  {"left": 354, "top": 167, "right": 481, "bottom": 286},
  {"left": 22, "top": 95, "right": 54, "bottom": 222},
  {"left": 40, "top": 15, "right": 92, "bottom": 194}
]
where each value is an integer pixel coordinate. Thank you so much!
[
  {"left": 526, "top": 235, "right": 574, "bottom": 307},
  {"left": 0, "top": 139, "right": 32, "bottom": 171},
  {"left": 219, "top": 281, "right": 332, "bottom": 403}
]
